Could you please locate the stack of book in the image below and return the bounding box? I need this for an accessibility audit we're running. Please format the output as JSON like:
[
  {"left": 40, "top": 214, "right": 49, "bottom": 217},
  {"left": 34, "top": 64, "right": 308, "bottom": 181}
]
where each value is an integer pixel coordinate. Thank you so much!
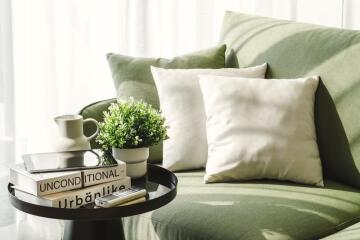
[{"left": 10, "top": 159, "right": 131, "bottom": 209}]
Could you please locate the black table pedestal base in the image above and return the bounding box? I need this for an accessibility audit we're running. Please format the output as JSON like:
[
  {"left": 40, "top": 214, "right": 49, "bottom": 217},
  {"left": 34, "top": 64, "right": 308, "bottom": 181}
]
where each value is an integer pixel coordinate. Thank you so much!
[{"left": 63, "top": 219, "right": 125, "bottom": 240}]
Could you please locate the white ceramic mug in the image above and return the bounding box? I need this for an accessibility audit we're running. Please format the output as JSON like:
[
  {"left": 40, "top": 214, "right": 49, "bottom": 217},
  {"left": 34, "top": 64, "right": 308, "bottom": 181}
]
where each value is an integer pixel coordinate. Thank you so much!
[{"left": 54, "top": 114, "right": 99, "bottom": 151}]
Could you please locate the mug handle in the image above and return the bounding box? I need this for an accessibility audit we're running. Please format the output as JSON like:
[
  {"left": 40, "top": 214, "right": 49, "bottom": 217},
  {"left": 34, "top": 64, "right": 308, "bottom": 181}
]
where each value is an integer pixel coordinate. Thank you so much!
[{"left": 83, "top": 118, "right": 100, "bottom": 141}]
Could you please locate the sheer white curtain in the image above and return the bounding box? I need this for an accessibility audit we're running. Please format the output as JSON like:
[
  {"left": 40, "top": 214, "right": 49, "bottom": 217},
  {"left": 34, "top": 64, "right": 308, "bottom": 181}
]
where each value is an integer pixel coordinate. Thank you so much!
[
  {"left": 0, "top": 0, "right": 14, "bottom": 175},
  {"left": 11, "top": 0, "right": 128, "bottom": 158},
  {"left": 3, "top": 0, "right": 360, "bottom": 239}
]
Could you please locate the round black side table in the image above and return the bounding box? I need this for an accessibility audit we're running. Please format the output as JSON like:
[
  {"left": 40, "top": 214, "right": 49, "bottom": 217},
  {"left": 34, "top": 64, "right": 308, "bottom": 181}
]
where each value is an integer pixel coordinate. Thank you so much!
[{"left": 8, "top": 164, "right": 178, "bottom": 240}]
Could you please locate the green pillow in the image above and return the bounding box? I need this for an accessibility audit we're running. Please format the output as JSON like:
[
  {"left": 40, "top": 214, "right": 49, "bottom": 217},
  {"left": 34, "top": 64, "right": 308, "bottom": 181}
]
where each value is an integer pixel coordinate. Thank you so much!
[{"left": 106, "top": 44, "right": 227, "bottom": 163}]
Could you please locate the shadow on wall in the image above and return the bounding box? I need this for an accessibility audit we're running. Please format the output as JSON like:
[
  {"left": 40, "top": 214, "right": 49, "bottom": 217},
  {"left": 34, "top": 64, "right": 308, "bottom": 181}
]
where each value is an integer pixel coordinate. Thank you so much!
[
  {"left": 150, "top": 193, "right": 360, "bottom": 240},
  {"left": 222, "top": 18, "right": 360, "bottom": 187}
]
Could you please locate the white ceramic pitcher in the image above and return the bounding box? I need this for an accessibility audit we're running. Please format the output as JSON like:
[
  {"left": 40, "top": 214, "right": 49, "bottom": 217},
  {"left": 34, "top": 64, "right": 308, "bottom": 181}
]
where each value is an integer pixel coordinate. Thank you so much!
[{"left": 54, "top": 114, "right": 99, "bottom": 151}]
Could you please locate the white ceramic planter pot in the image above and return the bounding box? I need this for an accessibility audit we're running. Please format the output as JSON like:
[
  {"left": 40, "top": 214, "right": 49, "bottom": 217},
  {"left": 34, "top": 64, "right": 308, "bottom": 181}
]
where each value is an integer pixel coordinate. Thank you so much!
[{"left": 112, "top": 147, "right": 149, "bottom": 178}]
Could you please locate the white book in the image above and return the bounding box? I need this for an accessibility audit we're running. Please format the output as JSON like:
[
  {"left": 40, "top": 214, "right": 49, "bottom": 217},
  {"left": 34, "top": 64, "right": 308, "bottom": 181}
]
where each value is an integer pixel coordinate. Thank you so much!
[
  {"left": 13, "top": 177, "right": 131, "bottom": 209},
  {"left": 10, "top": 162, "right": 126, "bottom": 196}
]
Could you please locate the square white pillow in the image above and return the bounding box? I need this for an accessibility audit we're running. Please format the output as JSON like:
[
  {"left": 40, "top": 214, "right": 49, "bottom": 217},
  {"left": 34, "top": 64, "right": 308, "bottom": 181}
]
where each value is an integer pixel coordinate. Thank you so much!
[
  {"left": 151, "top": 64, "right": 267, "bottom": 171},
  {"left": 199, "top": 75, "right": 324, "bottom": 186}
]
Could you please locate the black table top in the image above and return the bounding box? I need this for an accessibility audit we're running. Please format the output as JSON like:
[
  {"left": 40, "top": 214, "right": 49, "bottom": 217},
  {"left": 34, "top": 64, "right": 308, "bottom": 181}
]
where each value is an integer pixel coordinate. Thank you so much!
[{"left": 8, "top": 164, "right": 177, "bottom": 220}]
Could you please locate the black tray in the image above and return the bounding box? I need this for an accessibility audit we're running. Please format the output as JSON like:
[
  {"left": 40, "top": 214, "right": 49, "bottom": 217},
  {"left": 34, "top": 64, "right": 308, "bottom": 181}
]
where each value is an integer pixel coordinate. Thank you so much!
[{"left": 8, "top": 164, "right": 178, "bottom": 240}]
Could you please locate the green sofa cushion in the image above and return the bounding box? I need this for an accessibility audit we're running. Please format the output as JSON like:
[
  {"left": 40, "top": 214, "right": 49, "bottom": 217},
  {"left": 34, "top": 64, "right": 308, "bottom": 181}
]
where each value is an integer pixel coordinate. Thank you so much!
[
  {"left": 123, "top": 170, "right": 360, "bottom": 240},
  {"left": 220, "top": 11, "right": 360, "bottom": 188},
  {"left": 321, "top": 221, "right": 360, "bottom": 240},
  {"left": 106, "top": 45, "right": 226, "bottom": 163}
]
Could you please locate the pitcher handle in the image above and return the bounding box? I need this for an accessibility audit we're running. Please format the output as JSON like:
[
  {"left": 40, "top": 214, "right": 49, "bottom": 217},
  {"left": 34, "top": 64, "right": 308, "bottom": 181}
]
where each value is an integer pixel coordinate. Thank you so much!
[{"left": 83, "top": 118, "right": 100, "bottom": 141}]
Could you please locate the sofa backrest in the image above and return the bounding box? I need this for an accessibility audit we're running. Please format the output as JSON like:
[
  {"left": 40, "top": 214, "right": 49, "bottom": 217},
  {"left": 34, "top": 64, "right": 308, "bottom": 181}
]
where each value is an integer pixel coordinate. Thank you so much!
[{"left": 220, "top": 11, "right": 360, "bottom": 188}]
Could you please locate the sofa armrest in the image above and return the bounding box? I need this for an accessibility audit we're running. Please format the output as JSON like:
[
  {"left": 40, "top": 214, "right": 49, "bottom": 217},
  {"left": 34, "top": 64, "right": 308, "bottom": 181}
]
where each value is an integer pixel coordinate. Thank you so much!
[{"left": 79, "top": 98, "right": 117, "bottom": 148}]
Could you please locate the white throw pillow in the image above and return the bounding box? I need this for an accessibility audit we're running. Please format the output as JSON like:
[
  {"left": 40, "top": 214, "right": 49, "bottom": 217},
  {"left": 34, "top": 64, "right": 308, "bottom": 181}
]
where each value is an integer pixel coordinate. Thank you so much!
[
  {"left": 151, "top": 64, "right": 267, "bottom": 171},
  {"left": 199, "top": 75, "right": 324, "bottom": 186}
]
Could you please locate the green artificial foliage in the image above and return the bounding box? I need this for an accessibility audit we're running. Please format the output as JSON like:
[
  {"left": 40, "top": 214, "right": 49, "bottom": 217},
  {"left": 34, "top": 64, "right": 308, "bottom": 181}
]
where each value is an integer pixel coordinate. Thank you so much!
[{"left": 96, "top": 98, "right": 168, "bottom": 150}]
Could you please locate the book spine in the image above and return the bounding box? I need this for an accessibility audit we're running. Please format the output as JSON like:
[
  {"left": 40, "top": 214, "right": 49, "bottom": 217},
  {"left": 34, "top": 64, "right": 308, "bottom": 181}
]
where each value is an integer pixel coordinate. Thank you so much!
[
  {"left": 11, "top": 163, "right": 127, "bottom": 196},
  {"left": 50, "top": 177, "right": 131, "bottom": 209},
  {"left": 10, "top": 166, "right": 82, "bottom": 197},
  {"left": 37, "top": 173, "right": 82, "bottom": 196},
  {"left": 82, "top": 164, "right": 126, "bottom": 187}
]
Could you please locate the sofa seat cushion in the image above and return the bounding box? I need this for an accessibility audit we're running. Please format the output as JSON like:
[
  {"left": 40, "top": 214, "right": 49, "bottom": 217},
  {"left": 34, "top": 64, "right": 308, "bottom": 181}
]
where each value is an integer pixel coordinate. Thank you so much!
[
  {"left": 123, "top": 170, "right": 360, "bottom": 240},
  {"left": 321, "top": 221, "right": 360, "bottom": 240}
]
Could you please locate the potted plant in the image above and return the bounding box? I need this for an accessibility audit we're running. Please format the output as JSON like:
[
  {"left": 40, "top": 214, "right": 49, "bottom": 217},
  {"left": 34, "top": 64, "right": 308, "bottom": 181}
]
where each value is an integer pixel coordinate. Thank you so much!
[{"left": 96, "top": 98, "right": 168, "bottom": 178}]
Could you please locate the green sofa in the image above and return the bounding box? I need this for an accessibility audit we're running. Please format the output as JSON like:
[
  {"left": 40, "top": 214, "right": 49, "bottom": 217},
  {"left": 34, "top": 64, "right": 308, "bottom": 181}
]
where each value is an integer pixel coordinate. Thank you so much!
[{"left": 80, "top": 12, "right": 360, "bottom": 240}]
